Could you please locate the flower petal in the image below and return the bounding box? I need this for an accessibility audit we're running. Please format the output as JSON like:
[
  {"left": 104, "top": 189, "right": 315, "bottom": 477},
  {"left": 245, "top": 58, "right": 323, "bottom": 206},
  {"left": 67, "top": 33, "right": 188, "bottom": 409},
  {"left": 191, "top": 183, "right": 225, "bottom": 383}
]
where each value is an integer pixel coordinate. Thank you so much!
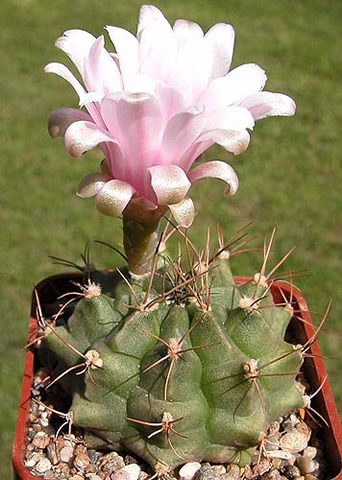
[
  {"left": 64, "top": 121, "right": 116, "bottom": 157},
  {"left": 55, "top": 29, "right": 96, "bottom": 77},
  {"left": 161, "top": 106, "right": 205, "bottom": 164},
  {"left": 168, "top": 197, "right": 195, "bottom": 228},
  {"left": 83, "top": 36, "right": 123, "bottom": 93},
  {"left": 204, "top": 106, "right": 255, "bottom": 132},
  {"left": 139, "top": 12, "right": 176, "bottom": 82},
  {"left": 44, "top": 62, "right": 86, "bottom": 99},
  {"left": 48, "top": 108, "right": 92, "bottom": 138},
  {"left": 199, "top": 129, "right": 250, "bottom": 155},
  {"left": 188, "top": 160, "right": 238, "bottom": 196},
  {"left": 170, "top": 36, "right": 213, "bottom": 100},
  {"left": 205, "top": 23, "right": 235, "bottom": 78},
  {"left": 146, "top": 165, "right": 191, "bottom": 206},
  {"left": 239, "top": 92, "right": 296, "bottom": 120},
  {"left": 95, "top": 180, "right": 135, "bottom": 217},
  {"left": 101, "top": 93, "right": 163, "bottom": 187},
  {"left": 77, "top": 172, "right": 109, "bottom": 198},
  {"left": 173, "top": 19, "right": 204, "bottom": 45},
  {"left": 106, "top": 26, "right": 140, "bottom": 86},
  {"left": 200, "top": 63, "right": 267, "bottom": 110},
  {"left": 137, "top": 5, "right": 167, "bottom": 37}
]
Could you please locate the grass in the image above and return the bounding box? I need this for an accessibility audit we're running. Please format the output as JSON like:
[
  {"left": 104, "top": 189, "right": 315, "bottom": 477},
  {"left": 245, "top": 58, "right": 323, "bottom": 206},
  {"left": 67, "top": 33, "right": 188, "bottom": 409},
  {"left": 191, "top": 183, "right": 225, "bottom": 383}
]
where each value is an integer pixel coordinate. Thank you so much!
[{"left": 1, "top": 0, "right": 342, "bottom": 477}]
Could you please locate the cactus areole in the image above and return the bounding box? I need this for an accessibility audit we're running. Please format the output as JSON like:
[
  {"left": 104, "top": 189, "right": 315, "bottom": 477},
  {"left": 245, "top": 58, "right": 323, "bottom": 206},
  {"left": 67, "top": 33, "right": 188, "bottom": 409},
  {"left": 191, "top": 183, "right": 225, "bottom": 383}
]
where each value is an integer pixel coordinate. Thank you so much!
[{"left": 43, "top": 4, "right": 303, "bottom": 470}]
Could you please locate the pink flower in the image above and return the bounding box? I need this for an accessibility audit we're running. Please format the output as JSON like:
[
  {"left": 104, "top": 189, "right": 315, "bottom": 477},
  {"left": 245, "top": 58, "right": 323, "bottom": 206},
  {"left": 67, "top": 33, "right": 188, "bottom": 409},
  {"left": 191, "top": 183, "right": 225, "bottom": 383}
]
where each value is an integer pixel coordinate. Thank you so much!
[{"left": 45, "top": 5, "right": 295, "bottom": 228}]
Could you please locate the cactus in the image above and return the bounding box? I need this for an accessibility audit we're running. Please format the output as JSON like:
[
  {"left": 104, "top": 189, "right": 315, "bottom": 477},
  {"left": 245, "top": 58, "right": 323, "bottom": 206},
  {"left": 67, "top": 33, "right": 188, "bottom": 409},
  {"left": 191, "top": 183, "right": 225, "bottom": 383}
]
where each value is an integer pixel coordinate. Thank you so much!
[
  {"left": 41, "top": 231, "right": 305, "bottom": 470},
  {"left": 41, "top": 4, "right": 303, "bottom": 472}
]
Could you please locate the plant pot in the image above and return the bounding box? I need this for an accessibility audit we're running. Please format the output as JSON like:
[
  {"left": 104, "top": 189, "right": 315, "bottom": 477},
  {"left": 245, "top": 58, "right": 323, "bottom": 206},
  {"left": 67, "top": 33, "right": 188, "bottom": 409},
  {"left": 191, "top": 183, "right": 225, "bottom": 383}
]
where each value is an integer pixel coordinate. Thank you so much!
[{"left": 12, "top": 273, "right": 342, "bottom": 480}]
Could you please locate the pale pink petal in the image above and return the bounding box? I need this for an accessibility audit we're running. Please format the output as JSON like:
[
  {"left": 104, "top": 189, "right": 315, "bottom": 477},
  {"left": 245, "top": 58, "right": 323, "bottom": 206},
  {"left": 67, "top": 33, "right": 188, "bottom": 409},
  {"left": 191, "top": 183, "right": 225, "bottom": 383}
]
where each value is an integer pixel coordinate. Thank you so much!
[
  {"left": 55, "top": 29, "right": 96, "bottom": 77},
  {"left": 146, "top": 165, "right": 191, "bottom": 206},
  {"left": 106, "top": 26, "right": 140, "bottom": 86},
  {"left": 170, "top": 36, "right": 213, "bottom": 100},
  {"left": 137, "top": 5, "right": 167, "bottom": 37},
  {"left": 173, "top": 19, "right": 203, "bottom": 45},
  {"left": 239, "top": 92, "right": 296, "bottom": 120},
  {"left": 204, "top": 106, "right": 254, "bottom": 132},
  {"left": 44, "top": 62, "right": 86, "bottom": 99},
  {"left": 48, "top": 108, "right": 92, "bottom": 138},
  {"left": 79, "top": 92, "right": 105, "bottom": 107},
  {"left": 160, "top": 106, "right": 205, "bottom": 164},
  {"left": 64, "top": 121, "right": 116, "bottom": 157},
  {"left": 168, "top": 197, "right": 195, "bottom": 228},
  {"left": 138, "top": 12, "right": 176, "bottom": 82},
  {"left": 77, "top": 172, "right": 109, "bottom": 198},
  {"left": 154, "top": 84, "right": 185, "bottom": 126},
  {"left": 95, "top": 180, "right": 135, "bottom": 217},
  {"left": 205, "top": 23, "right": 235, "bottom": 78},
  {"left": 188, "top": 161, "right": 238, "bottom": 196},
  {"left": 199, "top": 129, "right": 250, "bottom": 155},
  {"left": 83, "top": 36, "right": 123, "bottom": 93},
  {"left": 200, "top": 63, "right": 267, "bottom": 110},
  {"left": 179, "top": 139, "right": 213, "bottom": 172}
]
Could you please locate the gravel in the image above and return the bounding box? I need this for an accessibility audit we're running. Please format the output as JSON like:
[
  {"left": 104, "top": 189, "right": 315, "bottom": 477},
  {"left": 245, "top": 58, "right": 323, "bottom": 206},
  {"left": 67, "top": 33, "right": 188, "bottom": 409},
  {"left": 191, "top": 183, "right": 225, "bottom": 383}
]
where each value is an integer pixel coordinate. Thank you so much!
[{"left": 24, "top": 371, "right": 331, "bottom": 480}]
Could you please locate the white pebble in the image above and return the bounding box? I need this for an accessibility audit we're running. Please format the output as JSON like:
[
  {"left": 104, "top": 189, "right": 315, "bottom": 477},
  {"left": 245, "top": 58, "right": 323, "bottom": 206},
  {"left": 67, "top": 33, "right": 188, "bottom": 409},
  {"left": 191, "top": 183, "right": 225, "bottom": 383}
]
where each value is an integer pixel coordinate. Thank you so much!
[
  {"left": 35, "top": 457, "right": 52, "bottom": 473},
  {"left": 280, "top": 430, "right": 309, "bottom": 453},
  {"left": 60, "top": 445, "right": 74, "bottom": 463},
  {"left": 179, "top": 462, "right": 201, "bottom": 480},
  {"left": 121, "top": 464, "right": 141, "bottom": 480},
  {"left": 303, "top": 446, "right": 317, "bottom": 459}
]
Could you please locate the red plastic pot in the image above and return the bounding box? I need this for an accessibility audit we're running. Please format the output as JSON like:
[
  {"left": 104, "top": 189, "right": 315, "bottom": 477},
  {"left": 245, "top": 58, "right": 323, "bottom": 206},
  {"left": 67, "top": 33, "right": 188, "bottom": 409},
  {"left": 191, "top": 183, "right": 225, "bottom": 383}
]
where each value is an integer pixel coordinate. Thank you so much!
[{"left": 12, "top": 273, "right": 342, "bottom": 479}]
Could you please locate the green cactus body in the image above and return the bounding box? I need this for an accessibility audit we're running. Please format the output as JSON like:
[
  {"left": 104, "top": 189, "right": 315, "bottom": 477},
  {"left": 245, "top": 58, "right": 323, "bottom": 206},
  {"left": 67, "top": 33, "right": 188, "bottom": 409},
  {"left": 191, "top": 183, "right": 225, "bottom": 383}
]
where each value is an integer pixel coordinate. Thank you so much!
[{"left": 42, "top": 256, "right": 304, "bottom": 470}]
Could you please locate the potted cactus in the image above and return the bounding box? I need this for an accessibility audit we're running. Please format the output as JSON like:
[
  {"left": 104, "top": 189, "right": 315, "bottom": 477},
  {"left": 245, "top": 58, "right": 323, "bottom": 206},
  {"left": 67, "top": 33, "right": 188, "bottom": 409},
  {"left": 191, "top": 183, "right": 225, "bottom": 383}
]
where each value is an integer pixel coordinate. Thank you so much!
[{"left": 12, "top": 5, "right": 342, "bottom": 480}]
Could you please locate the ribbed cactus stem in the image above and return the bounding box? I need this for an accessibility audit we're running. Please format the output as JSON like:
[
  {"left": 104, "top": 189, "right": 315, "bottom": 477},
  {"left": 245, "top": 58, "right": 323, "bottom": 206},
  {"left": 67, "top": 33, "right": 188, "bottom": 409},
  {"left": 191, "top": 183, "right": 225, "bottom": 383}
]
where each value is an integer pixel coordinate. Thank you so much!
[{"left": 122, "top": 199, "right": 167, "bottom": 276}]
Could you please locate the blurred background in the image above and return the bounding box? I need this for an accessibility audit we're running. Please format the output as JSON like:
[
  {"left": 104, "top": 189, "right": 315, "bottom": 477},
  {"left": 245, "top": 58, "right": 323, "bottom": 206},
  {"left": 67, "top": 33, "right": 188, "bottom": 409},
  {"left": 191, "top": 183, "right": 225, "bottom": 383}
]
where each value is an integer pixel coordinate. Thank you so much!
[{"left": 1, "top": 0, "right": 341, "bottom": 477}]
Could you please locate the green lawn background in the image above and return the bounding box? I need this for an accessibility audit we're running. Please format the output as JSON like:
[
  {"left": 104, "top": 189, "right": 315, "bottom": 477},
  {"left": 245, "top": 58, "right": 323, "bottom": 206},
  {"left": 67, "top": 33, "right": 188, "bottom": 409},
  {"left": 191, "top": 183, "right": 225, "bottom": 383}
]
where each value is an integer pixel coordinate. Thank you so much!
[{"left": 1, "top": 0, "right": 342, "bottom": 478}]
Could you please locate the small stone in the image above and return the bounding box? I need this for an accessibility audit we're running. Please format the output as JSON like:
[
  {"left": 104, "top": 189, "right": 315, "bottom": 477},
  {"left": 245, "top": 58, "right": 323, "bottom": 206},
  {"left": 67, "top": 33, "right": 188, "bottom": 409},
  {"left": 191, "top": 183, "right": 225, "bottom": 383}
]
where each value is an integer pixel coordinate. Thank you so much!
[
  {"left": 55, "top": 462, "right": 71, "bottom": 477},
  {"left": 264, "top": 470, "right": 282, "bottom": 480},
  {"left": 60, "top": 445, "right": 75, "bottom": 464},
  {"left": 47, "top": 442, "right": 59, "bottom": 465},
  {"left": 35, "top": 457, "right": 52, "bottom": 473},
  {"left": 304, "top": 475, "right": 319, "bottom": 480},
  {"left": 121, "top": 464, "right": 141, "bottom": 480},
  {"left": 264, "top": 434, "right": 280, "bottom": 451},
  {"left": 212, "top": 465, "right": 226, "bottom": 475},
  {"left": 100, "top": 452, "right": 125, "bottom": 474},
  {"left": 86, "top": 475, "right": 103, "bottom": 480},
  {"left": 180, "top": 463, "right": 203, "bottom": 480},
  {"left": 303, "top": 447, "right": 317, "bottom": 459},
  {"left": 32, "top": 431, "right": 50, "bottom": 449},
  {"left": 44, "top": 470, "right": 55, "bottom": 478},
  {"left": 74, "top": 451, "right": 91, "bottom": 472},
  {"left": 195, "top": 466, "right": 221, "bottom": 480},
  {"left": 253, "top": 457, "right": 272, "bottom": 476},
  {"left": 283, "top": 415, "right": 300, "bottom": 431},
  {"left": 296, "top": 456, "right": 316, "bottom": 475},
  {"left": 223, "top": 464, "right": 240, "bottom": 480},
  {"left": 70, "top": 475, "right": 85, "bottom": 480},
  {"left": 25, "top": 458, "right": 37, "bottom": 468},
  {"left": 280, "top": 464, "right": 301, "bottom": 479},
  {"left": 111, "top": 471, "right": 130, "bottom": 480},
  {"left": 280, "top": 431, "right": 309, "bottom": 453}
]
